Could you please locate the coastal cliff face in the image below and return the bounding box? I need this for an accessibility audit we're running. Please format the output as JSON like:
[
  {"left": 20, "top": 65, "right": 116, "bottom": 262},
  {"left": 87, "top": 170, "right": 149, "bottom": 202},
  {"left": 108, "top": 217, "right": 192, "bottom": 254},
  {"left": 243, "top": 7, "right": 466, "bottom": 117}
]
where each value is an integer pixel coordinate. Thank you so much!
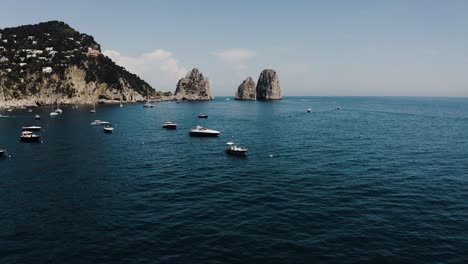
[
  {"left": 256, "top": 69, "right": 282, "bottom": 100},
  {"left": 0, "top": 21, "right": 163, "bottom": 108},
  {"left": 235, "top": 77, "right": 256, "bottom": 100},
  {"left": 174, "top": 68, "right": 213, "bottom": 101}
]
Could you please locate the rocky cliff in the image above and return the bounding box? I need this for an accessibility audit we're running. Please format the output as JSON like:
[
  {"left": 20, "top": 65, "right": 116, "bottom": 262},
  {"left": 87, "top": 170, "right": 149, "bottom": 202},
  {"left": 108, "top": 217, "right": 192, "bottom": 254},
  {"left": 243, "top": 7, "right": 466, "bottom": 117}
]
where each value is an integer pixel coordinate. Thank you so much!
[
  {"left": 234, "top": 77, "right": 256, "bottom": 100},
  {"left": 0, "top": 21, "right": 167, "bottom": 108},
  {"left": 256, "top": 69, "right": 282, "bottom": 100},
  {"left": 174, "top": 68, "right": 212, "bottom": 101}
]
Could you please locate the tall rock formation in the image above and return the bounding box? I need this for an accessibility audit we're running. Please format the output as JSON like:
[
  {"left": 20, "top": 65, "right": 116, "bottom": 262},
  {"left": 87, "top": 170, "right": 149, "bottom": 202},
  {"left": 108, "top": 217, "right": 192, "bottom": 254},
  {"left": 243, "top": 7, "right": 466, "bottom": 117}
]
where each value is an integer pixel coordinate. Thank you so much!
[
  {"left": 235, "top": 77, "right": 256, "bottom": 100},
  {"left": 174, "top": 68, "right": 213, "bottom": 101},
  {"left": 256, "top": 69, "right": 282, "bottom": 100}
]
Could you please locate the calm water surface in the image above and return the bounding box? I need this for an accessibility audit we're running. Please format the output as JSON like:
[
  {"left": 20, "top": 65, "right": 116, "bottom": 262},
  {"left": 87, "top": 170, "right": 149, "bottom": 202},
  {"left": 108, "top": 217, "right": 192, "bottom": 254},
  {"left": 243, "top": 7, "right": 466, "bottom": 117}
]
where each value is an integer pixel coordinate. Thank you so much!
[{"left": 1, "top": 97, "right": 468, "bottom": 263}]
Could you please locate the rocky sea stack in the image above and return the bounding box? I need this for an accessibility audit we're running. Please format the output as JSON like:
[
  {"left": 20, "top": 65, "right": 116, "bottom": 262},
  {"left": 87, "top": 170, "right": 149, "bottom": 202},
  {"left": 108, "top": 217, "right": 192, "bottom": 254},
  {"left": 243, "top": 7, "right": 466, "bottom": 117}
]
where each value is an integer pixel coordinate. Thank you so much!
[
  {"left": 235, "top": 77, "right": 256, "bottom": 100},
  {"left": 174, "top": 68, "right": 213, "bottom": 101},
  {"left": 256, "top": 69, "right": 282, "bottom": 100},
  {"left": 0, "top": 21, "right": 173, "bottom": 108}
]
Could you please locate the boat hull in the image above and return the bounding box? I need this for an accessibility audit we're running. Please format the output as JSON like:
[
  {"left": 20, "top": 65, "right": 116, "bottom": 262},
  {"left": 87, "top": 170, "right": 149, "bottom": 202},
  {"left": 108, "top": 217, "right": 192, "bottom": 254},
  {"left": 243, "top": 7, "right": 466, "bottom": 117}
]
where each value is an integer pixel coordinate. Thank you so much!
[
  {"left": 20, "top": 136, "right": 41, "bottom": 143},
  {"left": 0, "top": 150, "right": 4, "bottom": 157},
  {"left": 226, "top": 149, "right": 248, "bottom": 156},
  {"left": 104, "top": 128, "right": 113, "bottom": 133},
  {"left": 22, "top": 127, "right": 41, "bottom": 131},
  {"left": 189, "top": 131, "right": 220, "bottom": 137}
]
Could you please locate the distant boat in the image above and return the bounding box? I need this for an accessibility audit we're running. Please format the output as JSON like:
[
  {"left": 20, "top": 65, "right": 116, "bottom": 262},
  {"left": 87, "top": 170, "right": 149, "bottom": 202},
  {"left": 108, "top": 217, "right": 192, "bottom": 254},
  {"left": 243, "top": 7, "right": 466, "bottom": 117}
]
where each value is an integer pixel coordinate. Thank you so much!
[
  {"left": 198, "top": 114, "right": 208, "bottom": 118},
  {"left": 225, "top": 142, "right": 248, "bottom": 156},
  {"left": 176, "top": 101, "right": 180, "bottom": 104},
  {"left": 34, "top": 114, "right": 41, "bottom": 120},
  {"left": 162, "top": 121, "right": 177, "bottom": 129},
  {"left": 22, "top": 126, "right": 41, "bottom": 131},
  {"left": 143, "top": 101, "right": 154, "bottom": 108},
  {"left": 307, "top": 108, "right": 311, "bottom": 113},
  {"left": 7, "top": 108, "right": 13, "bottom": 112},
  {"left": 225, "top": 98, "right": 230, "bottom": 101},
  {"left": 20, "top": 131, "right": 40, "bottom": 142},
  {"left": 189, "top": 126, "right": 220, "bottom": 137},
  {"left": 103, "top": 124, "right": 114, "bottom": 133},
  {"left": 90, "top": 120, "right": 110, "bottom": 126},
  {"left": 50, "top": 111, "right": 58, "bottom": 116},
  {"left": 90, "top": 103, "right": 96, "bottom": 113},
  {"left": 143, "top": 87, "right": 154, "bottom": 107},
  {"left": 28, "top": 109, "right": 33, "bottom": 113},
  {"left": 0, "top": 149, "right": 5, "bottom": 157},
  {"left": 55, "top": 108, "right": 63, "bottom": 114}
]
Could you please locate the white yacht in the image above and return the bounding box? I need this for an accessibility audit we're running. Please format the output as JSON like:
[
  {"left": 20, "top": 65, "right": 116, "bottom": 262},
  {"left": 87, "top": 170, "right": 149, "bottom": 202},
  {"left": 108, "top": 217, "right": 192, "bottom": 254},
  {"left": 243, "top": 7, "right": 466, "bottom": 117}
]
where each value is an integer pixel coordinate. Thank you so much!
[
  {"left": 103, "top": 124, "right": 114, "bottom": 133},
  {"left": 20, "top": 131, "right": 40, "bottom": 142},
  {"left": 225, "top": 142, "right": 248, "bottom": 156},
  {"left": 189, "top": 126, "right": 220, "bottom": 137},
  {"left": 143, "top": 101, "right": 154, "bottom": 108},
  {"left": 162, "top": 121, "right": 177, "bottom": 129},
  {"left": 90, "top": 120, "right": 110, "bottom": 126}
]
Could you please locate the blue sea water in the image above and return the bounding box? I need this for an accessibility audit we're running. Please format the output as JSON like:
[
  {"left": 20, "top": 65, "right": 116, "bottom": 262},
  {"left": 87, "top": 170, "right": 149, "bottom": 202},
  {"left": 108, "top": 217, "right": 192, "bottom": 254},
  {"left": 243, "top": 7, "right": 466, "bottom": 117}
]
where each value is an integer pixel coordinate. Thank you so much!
[{"left": 1, "top": 96, "right": 468, "bottom": 263}]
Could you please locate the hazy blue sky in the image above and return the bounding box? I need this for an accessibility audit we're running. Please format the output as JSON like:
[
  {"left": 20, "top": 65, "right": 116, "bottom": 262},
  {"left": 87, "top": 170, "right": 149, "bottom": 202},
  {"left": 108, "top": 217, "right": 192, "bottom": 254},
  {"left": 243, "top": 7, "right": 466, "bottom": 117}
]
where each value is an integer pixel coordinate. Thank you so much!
[{"left": 2, "top": 0, "right": 468, "bottom": 96}]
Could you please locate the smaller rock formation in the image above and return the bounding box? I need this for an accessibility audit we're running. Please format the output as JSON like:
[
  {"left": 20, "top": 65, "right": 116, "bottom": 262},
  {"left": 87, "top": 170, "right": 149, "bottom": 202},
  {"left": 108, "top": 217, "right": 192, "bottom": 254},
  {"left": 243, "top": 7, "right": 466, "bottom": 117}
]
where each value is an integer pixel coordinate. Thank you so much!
[
  {"left": 256, "top": 69, "right": 282, "bottom": 100},
  {"left": 174, "top": 68, "right": 213, "bottom": 101},
  {"left": 235, "top": 77, "right": 256, "bottom": 100}
]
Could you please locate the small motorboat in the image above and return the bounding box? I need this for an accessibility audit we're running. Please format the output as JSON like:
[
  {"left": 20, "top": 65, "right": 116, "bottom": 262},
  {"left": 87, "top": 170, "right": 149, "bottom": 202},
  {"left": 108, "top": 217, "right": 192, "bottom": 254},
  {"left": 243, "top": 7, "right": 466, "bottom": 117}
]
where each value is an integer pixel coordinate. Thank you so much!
[
  {"left": 189, "top": 126, "right": 220, "bottom": 137},
  {"left": 90, "top": 109, "right": 96, "bottom": 113},
  {"left": 307, "top": 108, "right": 312, "bottom": 113},
  {"left": 50, "top": 111, "right": 58, "bottom": 116},
  {"left": 7, "top": 109, "right": 13, "bottom": 112},
  {"left": 143, "top": 101, "right": 154, "bottom": 108},
  {"left": 55, "top": 108, "right": 63, "bottom": 114},
  {"left": 28, "top": 109, "right": 33, "bottom": 113},
  {"left": 162, "top": 121, "right": 177, "bottom": 129},
  {"left": 20, "top": 131, "right": 41, "bottom": 142},
  {"left": 120, "top": 104, "right": 123, "bottom": 108},
  {"left": 103, "top": 124, "right": 114, "bottom": 133},
  {"left": 225, "top": 142, "right": 248, "bottom": 156},
  {"left": 34, "top": 114, "right": 41, "bottom": 120},
  {"left": 198, "top": 114, "right": 208, "bottom": 118},
  {"left": 90, "top": 120, "right": 110, "bottom": 126},
  {"left": 22, "top": 126, "right": 41, "bottom": 131},
  {"left": 0, "top": 149, "right": 5, "bottom": 157}
]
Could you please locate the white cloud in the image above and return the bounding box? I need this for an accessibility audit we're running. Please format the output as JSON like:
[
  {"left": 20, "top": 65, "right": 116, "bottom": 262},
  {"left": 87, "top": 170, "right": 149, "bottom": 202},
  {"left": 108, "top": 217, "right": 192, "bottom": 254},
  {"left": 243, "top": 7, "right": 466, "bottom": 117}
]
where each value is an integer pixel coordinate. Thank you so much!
[
  {"left": 211, "top": 48, "right": 256, "bottom": 70},
  {"left": 103, "top": 49, "right": 187, "bottom": 91}
]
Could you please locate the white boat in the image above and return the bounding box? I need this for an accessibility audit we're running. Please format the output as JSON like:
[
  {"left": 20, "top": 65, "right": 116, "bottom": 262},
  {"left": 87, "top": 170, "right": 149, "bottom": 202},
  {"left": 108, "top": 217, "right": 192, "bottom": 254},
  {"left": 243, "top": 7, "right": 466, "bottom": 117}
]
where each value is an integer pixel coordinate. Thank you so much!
[
  {"left": 50, "top": 112, "right": 58, "bottom": 116},
  {"left": 143, "top": 101, "right": 154, "bottom": 108},
  {"left": 7, "top": 109, "right": 13, "bottom": 112},
  {"left": 103, "top": 124, "right": 114, "bottom": 133},
  {"left": 90, "top": 103, "right": 96, "bottom": 113},
  {"left": 0, "top": 149, "right": 6, "bottom": 157},
  {"left": 225, "top": 142, "right": 248, "bottom": 156},
  {"left": 307, "top": 108, "right": 311, "bottom": 113},
  {"left": 22, "top": 126, "right": 41, "bottom": 131},
  {"left": 90, "top": 120, "right": 110, "bottom": 126},
  {"left": 142, "top": 87, "right": 154, "bottom": 107},
  {"left": 34, "top": 114, "right": 41, "bottom": 120},
  {"left": 20, "top": 131, "right": 40, "bottom": 142},
  {"left": 189, "top": 126, "right": 220, "bottom": 137},
  {"left": 55, "top": 108, "right": 63, "bottom": 114},
  {"left": 28, "top": 109, "right": 33, "bottom": 113}
]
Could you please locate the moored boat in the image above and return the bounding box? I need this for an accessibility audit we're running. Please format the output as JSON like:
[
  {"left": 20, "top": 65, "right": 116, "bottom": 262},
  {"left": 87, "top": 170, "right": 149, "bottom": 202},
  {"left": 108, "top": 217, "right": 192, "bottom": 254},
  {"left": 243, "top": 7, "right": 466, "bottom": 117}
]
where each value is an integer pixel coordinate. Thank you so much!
[
  {"left": 162, "top": 121, "right": 177, "bottom": 129},
  {"left": 198, "top": 114, "right": 208, "bottom": 118},
  {"left": 307, "top": 108, "right": 311, "bottom": 113},
  {"left": 0, "top": 149, "right": 5, "bottom": 157},
  {"left": 103, "top": 124, "right": 114, "bottom": 133},
  {"left": 20, "top": 131, "right": 41, "bottom": 142},
  {"left": 189, "top": 126, "right": 220, "bottom": 137},
  {"left": 90, "top": 120, "right": 110, "bottom": 126},
  {"left": 143, "top": 101, "right": 154, "bottom": 108},
  {"left": 225, "top": 142, "right": 248, "bottom": 156},
  {"left": 34, "top": 114, "right": 41, "bottom": 120}
]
